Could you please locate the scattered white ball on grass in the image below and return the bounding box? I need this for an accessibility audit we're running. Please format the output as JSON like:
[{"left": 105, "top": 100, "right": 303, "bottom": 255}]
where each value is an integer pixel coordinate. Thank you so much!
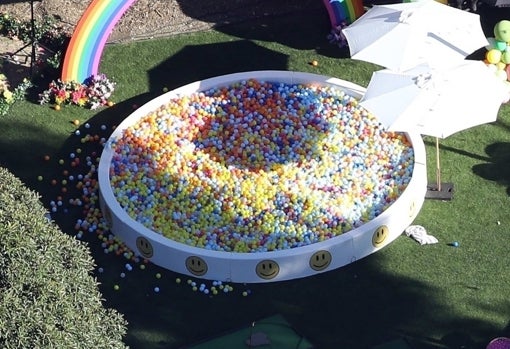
[{"left": 497, "top": 221, "right": 501, "bottom": 225}]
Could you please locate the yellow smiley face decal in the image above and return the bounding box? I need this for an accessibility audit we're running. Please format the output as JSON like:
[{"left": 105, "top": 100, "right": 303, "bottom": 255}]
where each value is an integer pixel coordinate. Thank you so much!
[
  {"left": 185, "top": 256, "right": 208, "bottom": 276},
  {"left": 309, "top": 250, "right": 332, "bottom": 271},
  {"left": 255, "top": 260, "right": 280, "bottom": 280},
  {"left": 372, "top": 225, "right": 389, "bottom": 248},
  {"left": 136, "top": 237, "right": 154, "bottom": 258}
]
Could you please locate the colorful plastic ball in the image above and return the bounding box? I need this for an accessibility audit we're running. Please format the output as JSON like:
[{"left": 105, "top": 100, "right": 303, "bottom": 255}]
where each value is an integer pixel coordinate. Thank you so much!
[
  {"left": 154, "top": 287, "right": 160, "bottom": 293},
  {"left": 175, "top": 278, "right": 181, "bottom": 284},
  {"left": 113, "top": 284, "right": 120, "bottom": 290},
  {"left": 155, "top": 273, "right": 161, "bottom": 279},
  {"left": 37, "top": 175, "right": 43, "bottom": 181},
  {"left": 487, "top": 49, "right": 503, "bottom": 64}
]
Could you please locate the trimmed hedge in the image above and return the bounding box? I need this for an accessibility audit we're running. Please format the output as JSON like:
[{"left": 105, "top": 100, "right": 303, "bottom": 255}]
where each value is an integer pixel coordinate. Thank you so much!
[{"left": 0, "top": 167, "right": 127, "bottom": 348}]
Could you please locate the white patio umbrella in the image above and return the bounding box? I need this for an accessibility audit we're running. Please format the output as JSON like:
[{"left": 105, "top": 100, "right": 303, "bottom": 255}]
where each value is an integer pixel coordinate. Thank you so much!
[
  {"left": 359, "top": 60, "right": 509, "bottom": 195},
  {"left": 342, "top": 0, "right": 489, "bottom": 72}
]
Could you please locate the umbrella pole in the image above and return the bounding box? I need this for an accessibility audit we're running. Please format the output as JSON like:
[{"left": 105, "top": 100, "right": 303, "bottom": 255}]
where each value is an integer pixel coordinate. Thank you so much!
[
  {"left": 426, "top": 137, "right": 453, "bottom": 200},
  {"left": 436, "top": 137, "right": 441, "bottom": 192}
]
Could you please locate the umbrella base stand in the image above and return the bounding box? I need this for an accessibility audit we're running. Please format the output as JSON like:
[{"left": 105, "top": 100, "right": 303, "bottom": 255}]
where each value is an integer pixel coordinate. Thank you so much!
[{"left": 425, "top": 182, "right": 454, "bottom": 201}]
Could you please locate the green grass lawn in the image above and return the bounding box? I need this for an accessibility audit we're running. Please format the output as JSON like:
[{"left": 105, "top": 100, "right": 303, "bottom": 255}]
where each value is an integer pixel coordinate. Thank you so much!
[{"left": 1, "top": 7, "right": 510, "bottom": 349}]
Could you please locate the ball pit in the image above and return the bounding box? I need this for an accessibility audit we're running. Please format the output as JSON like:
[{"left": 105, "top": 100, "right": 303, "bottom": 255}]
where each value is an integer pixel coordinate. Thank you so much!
[{"left": 98, "top": 71, "right": 427, "bottom": 283}]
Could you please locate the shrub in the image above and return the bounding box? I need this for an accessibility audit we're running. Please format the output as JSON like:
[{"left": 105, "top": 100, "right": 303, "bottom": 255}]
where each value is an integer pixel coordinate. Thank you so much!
[
  {"left": 0, "top": 73, "right": 32, "bottom": 116},
  {"left": 0, "top": 167, "right": 128, "bottom": 349}
]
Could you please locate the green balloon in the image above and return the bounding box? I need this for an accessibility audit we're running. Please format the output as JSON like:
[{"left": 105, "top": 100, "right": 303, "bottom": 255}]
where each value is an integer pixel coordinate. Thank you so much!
[{"left": 494, "top": 20, "right": 510, "bottom": 43}]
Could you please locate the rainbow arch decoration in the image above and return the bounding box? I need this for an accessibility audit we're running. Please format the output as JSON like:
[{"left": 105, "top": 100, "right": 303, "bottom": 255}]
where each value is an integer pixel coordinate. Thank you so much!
[
  {"left": 61, "top": 0, "right": 138, "bottom": 83},
  {"left": 323, "top": 0, "right": 364, "bottom": 28}
]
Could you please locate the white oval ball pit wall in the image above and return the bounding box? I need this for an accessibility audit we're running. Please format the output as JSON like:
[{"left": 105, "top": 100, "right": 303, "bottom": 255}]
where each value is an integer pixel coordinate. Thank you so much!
[{"left": 98, "top": 71, "right": 427, "bottom": 283}]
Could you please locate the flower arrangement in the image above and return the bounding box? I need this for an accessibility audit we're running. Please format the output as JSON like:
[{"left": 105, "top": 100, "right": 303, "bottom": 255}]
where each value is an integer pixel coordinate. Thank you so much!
[
  {"left": 0, "top": 74, "right": 33, "bottom": 116},
  {"left": 38, "top": 74, "right": 116, "bottom": 110}
]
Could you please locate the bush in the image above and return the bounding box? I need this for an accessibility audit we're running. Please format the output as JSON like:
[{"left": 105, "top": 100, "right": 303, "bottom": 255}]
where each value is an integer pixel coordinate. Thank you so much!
[{"left": 0, "top": 167, "right": 128, "bottom": 348}]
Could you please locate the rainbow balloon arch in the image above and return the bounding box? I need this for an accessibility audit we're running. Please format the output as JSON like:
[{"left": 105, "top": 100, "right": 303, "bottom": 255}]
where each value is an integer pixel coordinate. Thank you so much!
[{"left": 60, "top": 0, "right": 367, "bottom": 83}]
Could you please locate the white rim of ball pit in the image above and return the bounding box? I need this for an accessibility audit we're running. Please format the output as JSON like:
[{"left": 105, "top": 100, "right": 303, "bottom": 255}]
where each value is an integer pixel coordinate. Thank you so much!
[{"left": 98, "top": 70, "right": 427, "bottom": 283}]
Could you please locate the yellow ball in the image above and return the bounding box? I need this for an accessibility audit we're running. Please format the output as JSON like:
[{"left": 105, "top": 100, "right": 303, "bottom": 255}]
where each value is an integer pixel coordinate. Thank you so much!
[{"left": 487, "top": 49, "right": 502, "bottom": 64}]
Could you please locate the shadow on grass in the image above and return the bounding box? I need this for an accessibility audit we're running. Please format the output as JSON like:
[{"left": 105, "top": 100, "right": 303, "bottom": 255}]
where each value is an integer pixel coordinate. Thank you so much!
[
  {"left": 148, "top": 40, "right": 289, "bottom": 94},
  {"left": 472, "top": 142, "right": 510, "bottom": 195}
]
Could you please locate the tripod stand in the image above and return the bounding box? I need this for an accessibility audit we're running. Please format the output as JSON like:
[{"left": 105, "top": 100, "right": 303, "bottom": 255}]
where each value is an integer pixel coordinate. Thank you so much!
[{"left": 8, "top": 0, "right": 39, "bottom": 77}]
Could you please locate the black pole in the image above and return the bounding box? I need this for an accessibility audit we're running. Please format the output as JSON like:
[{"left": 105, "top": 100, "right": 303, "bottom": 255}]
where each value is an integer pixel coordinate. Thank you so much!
[{"left": 29, "top": 0, "right": 36, "bottom": 77}]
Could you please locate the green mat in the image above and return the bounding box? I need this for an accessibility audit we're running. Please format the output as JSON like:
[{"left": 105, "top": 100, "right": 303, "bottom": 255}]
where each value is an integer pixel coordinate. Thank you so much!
[{"left": 184, "top": 314, "right": 314, "bottom": 349}]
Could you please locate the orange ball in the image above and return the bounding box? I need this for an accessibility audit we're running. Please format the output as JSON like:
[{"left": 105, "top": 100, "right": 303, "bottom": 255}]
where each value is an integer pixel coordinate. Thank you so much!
[
  {"left": 73, "top": 119, "right": 80, "bottom": 126},
  {"left": 311, "top": 60, "right": 318, "bottom": 67},
  {"left": 54, "top": 105, "right": 61, "bottom": 111}
]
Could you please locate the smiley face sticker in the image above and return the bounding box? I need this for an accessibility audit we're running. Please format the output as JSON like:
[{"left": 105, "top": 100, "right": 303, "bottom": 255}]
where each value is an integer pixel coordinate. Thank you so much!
[
  {"left": 309, "top": 250, "right": 332, "bottom": 271},
  {"left": 372, "top": 225, "right": 389, "bottom": 248},
  {"left": 185, "top": 256, "right": 208, "bottom": 276},
  {"left": 136, "top": 237, "right": 154, "bottom": 259},
  {"left": 255, "top": 260, "right": 280, "bottom": 280}
]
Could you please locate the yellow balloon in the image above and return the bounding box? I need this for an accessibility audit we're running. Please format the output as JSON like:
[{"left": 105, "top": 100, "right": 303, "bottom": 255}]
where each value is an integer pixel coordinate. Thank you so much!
[
  {"left": 495, "top": 69, "right": 508, "bottom": 81},
  {"left": 486, "top": 49, "right": 502, "bottom": 64},
  {"left": 496, "top": 62, "right": 507, "bottom": 70}
]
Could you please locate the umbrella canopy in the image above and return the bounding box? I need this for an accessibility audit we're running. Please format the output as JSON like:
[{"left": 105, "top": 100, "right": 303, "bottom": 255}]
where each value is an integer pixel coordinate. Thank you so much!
[
  {"left": 359, "top": 60, "right": 508, "bottom": 139},
  {"left": 342, "top": 0, "right": 488, "bottom": 72}
]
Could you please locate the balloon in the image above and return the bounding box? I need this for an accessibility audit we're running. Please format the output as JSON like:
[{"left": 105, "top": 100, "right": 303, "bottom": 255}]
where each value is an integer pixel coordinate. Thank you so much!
[
  {"left": 501, "top": 51, "right": 510, "bottom": 64},
  {"left": 495, "top": 40, "right": 508, "bottom": 52},
  {"left": 486, "top": 49, "right": 502, "bottom": 64},
  {"left": 494, "top": 20, "right": 510, "bottom": 43}
]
